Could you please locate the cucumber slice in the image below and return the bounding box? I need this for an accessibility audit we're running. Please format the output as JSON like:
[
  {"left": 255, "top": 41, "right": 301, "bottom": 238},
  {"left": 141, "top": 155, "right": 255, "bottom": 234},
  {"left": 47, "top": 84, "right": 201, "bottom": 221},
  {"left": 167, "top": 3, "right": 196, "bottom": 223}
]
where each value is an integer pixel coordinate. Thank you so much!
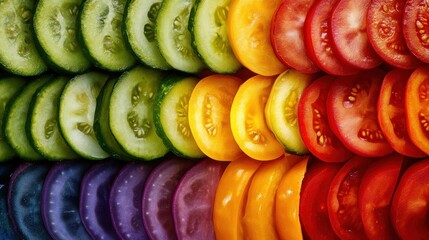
[
  {"left": 4, "top": 75, "right": 52, "bottom": 161},
  {"left": 33, "top": 0, "right": 92, "bottom": 73},
  {"left": 124, "top": 0, "right": 171, "bottom": 70},
  {"left": 156, "top": 0, "right": 206, "bottom": 73},
  {"left": 154, "top": 74, "right": 205, "bottom": 159},
  {"left": 109, "top": 65, "right": 169, "bottom": 160},
  {"left": 28, "top": 76, "right": 80, "bottom": 161},
  {"left": 0, "top": 0, "right": 48, "bottom": 76},
  {"left": 79, "top": 0, "right": 136, "bottom": 71},
  {"left": 0, "top": 77, "right": 26, "bottom": 162},
  {"left": 266, "top": 70, "right": 315, "bottom": 155},
  {"left": 59, "top": 71, "right": 109, "bottom": 160},
  {"left": 189, "top": 0, "right": 241, "bottom": 74},
  {"left": 94, "top": 77, "right": 134, "bottom": 160}
]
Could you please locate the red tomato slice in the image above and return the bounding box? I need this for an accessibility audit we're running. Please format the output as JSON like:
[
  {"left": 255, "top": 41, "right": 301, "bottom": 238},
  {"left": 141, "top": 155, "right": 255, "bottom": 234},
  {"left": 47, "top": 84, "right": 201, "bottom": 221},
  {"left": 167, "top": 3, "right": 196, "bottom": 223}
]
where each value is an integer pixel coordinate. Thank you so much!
[
  {"left": 304, "top": 0, "right": 360, "bottom": 76},
  {"left": 358, "top": 153, "right": 407, "bottom": 240},
  {"left": 378, "top": 69, "right": 426, "bottom": 158},
  {"left": 391, "top": 159, "right": 429, "bottom": 240},
  {"left": 270, "top": 0, "right": 320, "bottom": 74},
  {"left": 298, "top": 75, "right": 354, "bottom": 162},
  {"left": 300, "top": 159, "right": 342, "bottom": 240},
  {"left": 367, "top": 0, "right": 423, "bottom": 69},
  {"left": 405, "top": 67, "right": 429, "bottom": 155},
  {"left": 330, "top": 0, "right": 382, "bottom": 69},
  {"left": 327, "top": 69, "right": 393, "bottom": 157},
  {"left": 327, "top": 155, "right": 373, "bottom": 240},
  {"left": 403, "top": 1, "right": 429, "bottom": 63}
]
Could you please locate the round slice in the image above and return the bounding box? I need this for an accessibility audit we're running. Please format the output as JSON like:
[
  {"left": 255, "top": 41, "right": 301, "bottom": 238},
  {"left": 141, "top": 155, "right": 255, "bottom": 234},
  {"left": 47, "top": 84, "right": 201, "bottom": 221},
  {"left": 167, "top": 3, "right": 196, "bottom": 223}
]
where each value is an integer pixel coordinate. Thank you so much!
[
  {"left": 156, "top": 0, "right": 206, "bottom": 73},
  {"left": 4, "top": 75, "right": 52, "bottom": 161},
  {"left": 41, "top": 161, "right": 92, "bottom": 240},
  {"left": 0, "top": 0, "right": 47, "bottom": 76},
  {"left": 172, "top": 159, "right": 227, "bottom": 239},
  {"left": 403, "top": 1, "right": 429, "bottom": 63},
  {"left": 154, "top": 74, "right": 204, "bottom": 159},
  {"left": 109, "top": 162, "right": 153, "bottom": 240},
  {"left": 0, "top": 77, "right": 27, "bottom": 162},
  {"left": 142, "top": 157, "right": 195, "bottom": 240},
  {"left": 109, "top": 66, "right": 169, "bottom": 160},
  {"left": 0, "top": 163, "right": 19, "bottom": 239},
  {"left": 28, "top": 76, "right": 80, "bottom": 160},
  {"left": 79, "top": 0, "right": 136, "bottom": 71},
  {"left": 80, "top": 160, "right": 122, "bottom": 240},
  {"left": 33, "top": 0, "right": 92, "bottom": 73},
  {"left": 59, "top": 71, "right": 109, "bottom": 160},
  {"left": 124, "top": 0, "right": 171, "bottom": 69},
  {"left": 189, "top": 0, "right": 241, "bottom": 73},
  {"left": 8, "top": 163, "right": 51, "bottom": 240}
]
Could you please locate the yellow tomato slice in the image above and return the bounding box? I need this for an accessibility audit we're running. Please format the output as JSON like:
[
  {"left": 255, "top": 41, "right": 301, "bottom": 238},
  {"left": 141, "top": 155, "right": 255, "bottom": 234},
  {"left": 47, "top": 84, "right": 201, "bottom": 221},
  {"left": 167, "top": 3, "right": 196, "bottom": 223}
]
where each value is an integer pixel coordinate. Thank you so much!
[
  {"left": 230, "top": 75, "right": 285, "bottom": 161},
  {"left": 213, "top": 156, "right": 262, "bottom": 240},
  {"left": 242, "top": 154, "right": 303, "bottom": 240},
  {"left": 227, "top": 0, "right": 287, "bottom": 76},
  {"left": 188, "top": 74, "right": 244, "bottom": 161},
  {"left": 275, "top": 156, "right": 310, "bottom": 240}
]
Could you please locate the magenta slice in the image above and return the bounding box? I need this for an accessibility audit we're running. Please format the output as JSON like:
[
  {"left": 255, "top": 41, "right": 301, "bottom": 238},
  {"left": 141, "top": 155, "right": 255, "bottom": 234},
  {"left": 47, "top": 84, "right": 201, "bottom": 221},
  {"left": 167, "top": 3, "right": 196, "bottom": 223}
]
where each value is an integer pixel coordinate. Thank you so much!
[
  {"left": 80, "top": 160, "right": 122, "bottom": 240},
  {"left": 142, "top": 157, "right": 196, "bottom": 240},
  {"left": 41, "top": 161, "right": 91, "bottom": 240},
  {"left": 109, "top": 161, "right": 153, "bottom": 240},
  {"left": 8, "top": 162, "right": 51, "bottom": 240},
  {"left": 172, "top": 159, "right": 227, "bottom": 239}
]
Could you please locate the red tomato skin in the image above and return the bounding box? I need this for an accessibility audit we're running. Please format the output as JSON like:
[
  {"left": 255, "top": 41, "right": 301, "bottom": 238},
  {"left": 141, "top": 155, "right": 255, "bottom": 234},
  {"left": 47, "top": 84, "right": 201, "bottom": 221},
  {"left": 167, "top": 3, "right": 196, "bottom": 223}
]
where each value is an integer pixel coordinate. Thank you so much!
[
  {"left": 403, "top": 0, "right": 429, "bottom": 63},
  {"left": 298, "top": 75, "right": 354, "bottom": 162},
  {"left": 304, "top": 0, "right": 360, "bottom": 76},
  {"left": 391, "top": 159, "right": 429, "bottom": 240},
  {"left": 270, "top": 0, "right": 320, "bottom": 74},
  {"left": 367, "top": 0, "right": 423, "bottom": 69},
  {"left": 327, "top": 155, "right": 373, "bottom": 240},
  {"left": 300, "top": 159, "right": 342, "bottom": 240},
  {"left": 330, "top": 0, "right": 382, "bottom": 69},
  {"left": 358, "top": 153, "right": 406, "bottom": 240},
  {"left": 327, "top": 69, "right": 393, "bottom": 157}
]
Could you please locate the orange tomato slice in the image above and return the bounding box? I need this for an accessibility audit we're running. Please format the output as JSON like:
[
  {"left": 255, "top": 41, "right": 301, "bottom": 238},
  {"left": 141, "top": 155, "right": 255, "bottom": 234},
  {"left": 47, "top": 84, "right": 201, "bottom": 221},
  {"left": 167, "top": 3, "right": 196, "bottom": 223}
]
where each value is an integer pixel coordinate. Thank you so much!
[
  {"left": 275, "top": 156, "right": 310, "bottom": 240},
  {"left": 230, "top": 75, "right": 285, "bottom": 161},
  {"left": 213, "top": 156, "right": 262, "bottom": 240},
  {"left": 188, "top": 74, "right": 244, "bottom": 161},
  {"left": 227, "top": 0, "right": 287, "bottom": 76}
]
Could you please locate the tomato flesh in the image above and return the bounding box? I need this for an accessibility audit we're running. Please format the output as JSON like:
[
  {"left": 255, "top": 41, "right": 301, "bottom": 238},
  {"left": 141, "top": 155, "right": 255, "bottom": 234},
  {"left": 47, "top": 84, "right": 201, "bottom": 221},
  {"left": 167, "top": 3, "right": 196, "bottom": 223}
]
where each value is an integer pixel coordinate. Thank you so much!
[
  {"left": 403, "top": 0, "right": 429, "bottom": 63},
  {"left": 330, "top": 0, "right": 382, "bottom": 69},
  {"left": 298, "top": 75, "right": 354, "bottom": 162},
  {"left": 327, "top": 69, "right": 393, "bottom": 157},
  {"left": 304, "top": 0, "right": 360, "bottom": 76},
  {"left": 367, "top": 0, "right": 423, "bottom": 69},
  {"left": 270, "top": 0, "right": 319, "bottom": 74}
]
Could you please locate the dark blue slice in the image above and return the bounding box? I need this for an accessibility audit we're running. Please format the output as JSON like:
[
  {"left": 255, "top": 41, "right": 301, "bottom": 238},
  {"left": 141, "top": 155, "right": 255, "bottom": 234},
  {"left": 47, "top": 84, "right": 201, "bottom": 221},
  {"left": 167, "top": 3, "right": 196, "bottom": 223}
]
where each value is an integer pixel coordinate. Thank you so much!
[
  {"left": 8, "top": 162, "right": 52, "bottom": 240},
  {"left": 41, "top": 161, "right": 91, "bottom": 240},
  {"left": 0, "top": 162, "right": 19, "bottom": 239}
]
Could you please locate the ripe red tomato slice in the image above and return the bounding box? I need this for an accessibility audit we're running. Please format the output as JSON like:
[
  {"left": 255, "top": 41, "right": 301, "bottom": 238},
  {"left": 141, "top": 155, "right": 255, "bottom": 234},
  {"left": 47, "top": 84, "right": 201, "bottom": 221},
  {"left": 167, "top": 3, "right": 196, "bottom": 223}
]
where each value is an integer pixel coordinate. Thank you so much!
[
  {"left": 304, "top": 0, "right": 360, "bottom": 76},
  {"left": 391, "top": 159, "right": 429, "bottom": 240},
  {"left": 367, "top": 0, "right": 423, "bottom": 69},
  {"left": 403, "top": 1, "right": 429, "bottom": 63},
  {"left": 378, "top": 69, "right": 426, "bottom": 158},
  {"left": 327, "top": 69, "right": 393, "bottom": 157},
  {"left": 270, "top": 0, "right": 320, "bottom": 74},
  {"left": 330, "top": 0, "right": 382, "bottom": 69},
  {"left": 405, "top": 67, "right": 429, "bottom": 155},
  {"left": 359, "top": 153, "right": 407, "bottom": 240},
  {"left": 300, "top": 159, "right": 342, "bottom": 240},
  {"left": 327, "top": 155, "right": 373, "bottom": 240},
  {"left": 298, "top": 75, "right": 354, "bottom": 162}
]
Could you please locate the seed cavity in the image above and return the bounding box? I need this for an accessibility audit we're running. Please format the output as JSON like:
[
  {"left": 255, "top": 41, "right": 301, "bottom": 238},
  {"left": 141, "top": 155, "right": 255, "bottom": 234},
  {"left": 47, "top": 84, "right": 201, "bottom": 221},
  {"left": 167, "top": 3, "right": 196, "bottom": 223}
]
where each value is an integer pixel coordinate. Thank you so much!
[
  {"left": 131, "top": 84, "right": 154, "bottom": 106},
  {"left": 313, "top": 108, "right": 332, "bottom": 146},
  {"left": 176, "top": 94, "right": 191, "bottom": 137},
  {"left": 320, "top": 20, "right": 333, "bottom": 55},
  {"left": 390, "top": 116, "right": 405, "bottom": 139},
  {"left": 98, "top": 6, "right": 109, "bottom": 28},
  {"left": 344, "top": 83, "right": 364, "bottom": 108},
  {"left": 127, "top": 111, "right": 151, "bottom": 138},
  {"left": 203, "top": 95, "right": 217, "bottom": 136},
  {"left": 44, "top": 118, "right": 56, "bottom": 139},
  {"left": 358, "top": 128, "right": 385, "bottom": 142},
  {"left": 416, "top": 2, "right": 429, "bottom": 46},
  {"left": 337, "top": 170, "right": 363, "bottom": 232},
  {"left": 173, "top": 6, "right": 192, "bottom": 56},
  {"left": 419, "top": 80, "right": 429, "bottom": 100},
  {"left": 245, "top": 116, "right": 266, "bottom": 144},
  {"left": 77, "top": 122, "right": 93, "bottom": 136},
  {"left": 284, "top": 90, "right": 299, "bottom": 126},
  {"left": 103, "top": 35, "right": 119, "bottom": 53},
  {"left": 214, "top": 6, "right": 228, "bottom": 27}
]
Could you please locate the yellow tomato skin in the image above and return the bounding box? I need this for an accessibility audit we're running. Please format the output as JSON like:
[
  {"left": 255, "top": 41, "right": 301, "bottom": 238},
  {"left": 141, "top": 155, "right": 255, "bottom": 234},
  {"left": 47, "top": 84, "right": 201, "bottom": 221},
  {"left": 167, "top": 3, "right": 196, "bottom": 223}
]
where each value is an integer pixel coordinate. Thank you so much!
[
  {"left": 188, "top": 74, "right": 244, "bottom": 161},
  {"left": 275, "top": 157, "right": 310, "bottom": 240},
  {"left": 213, "top": 156, "right": 262, "bottom": 240},
  {"left": 230, "top": 75, "right": 285, "bottom": 161},
  {"left": 227, "top": 0, "right": 287, "bottom": 76},
  {"left": 242, "top": 154, "right": 303, "bottom": 240}
]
